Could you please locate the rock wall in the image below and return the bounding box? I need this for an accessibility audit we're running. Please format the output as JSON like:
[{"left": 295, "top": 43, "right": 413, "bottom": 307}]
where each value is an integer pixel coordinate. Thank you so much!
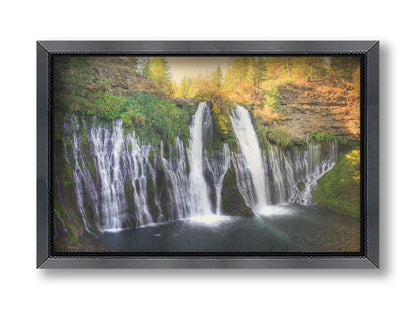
[{"left": 279, "top": 82, "right": 360, "bottom": 140}]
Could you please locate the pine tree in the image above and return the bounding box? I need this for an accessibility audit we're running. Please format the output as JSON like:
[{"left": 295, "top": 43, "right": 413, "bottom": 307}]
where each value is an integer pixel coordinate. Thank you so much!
[{"left": 147, "top": 57, "right": 174, "bottom": 96}]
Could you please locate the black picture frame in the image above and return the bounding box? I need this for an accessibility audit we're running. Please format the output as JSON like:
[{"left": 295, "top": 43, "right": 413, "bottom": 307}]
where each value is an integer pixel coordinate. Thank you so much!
[{"left": 37, "top": 41, "right": 379, "bottom": 268}]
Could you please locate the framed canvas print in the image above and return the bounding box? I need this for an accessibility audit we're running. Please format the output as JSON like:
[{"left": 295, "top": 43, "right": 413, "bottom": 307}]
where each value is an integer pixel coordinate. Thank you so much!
[{"left": 37, "top": 41, "right": 379, "bottom": 268}]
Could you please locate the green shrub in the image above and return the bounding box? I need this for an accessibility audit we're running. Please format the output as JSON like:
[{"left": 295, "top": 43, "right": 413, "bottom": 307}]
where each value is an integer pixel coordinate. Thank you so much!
[
  {"left": 267, "top": 125, "right": 290, "bottom": 148},
  {"left": 93, "top": 94, "right": 127, "bottom": 119},
  {"left": 123, "top": 93, "right": 191, "bottom": 144}
]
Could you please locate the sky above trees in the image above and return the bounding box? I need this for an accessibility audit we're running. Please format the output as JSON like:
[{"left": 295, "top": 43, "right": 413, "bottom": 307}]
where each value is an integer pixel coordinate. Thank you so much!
[{"left": 166, "top": 57, "right": 230, "bottom": 83}]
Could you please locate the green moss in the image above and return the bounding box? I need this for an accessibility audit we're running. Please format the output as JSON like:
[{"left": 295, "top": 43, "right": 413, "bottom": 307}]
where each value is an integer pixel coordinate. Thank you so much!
[
  {"left": 267, "top": 125, "right": 290, "bottom": 148},
  {"left": 123, "top": 93, "right": 192, "bottom": 145},
  {"left": 124, "top": 180, "right": 136, "bottom": 215},
  {"left": 148, "top": 149, "right": 155, "bottom": 163},
  {"left": 146, "top": 179, "right": 159, "bottom": 221},
  {"left": 54, "top": 201, "right": 66, "bottom": 221},
  {"left": 255, "top": 124, "right": 269, "bottom": 149},
  {"left": 309, "top": 132, "right": 348, "bottom": 145},
  {"left": 208, "top": 101, "right": 238, "bottom": 151},
  {"left": 297, "top": 182, "right": 306, "bottom": 191},
  {"left": 288, "top": 138, "right": 307, "bottom": 147},
  {"left": 60, "top": 164, "right": 73, "bottom": 190},
  {"left": 312, "top": 149, "right": 360, "bottom": 218},
  {"left": 85, "top": 158, "right": 95, "bottom": 178},
  {"left": 347, "top": 140, "right": 360, "bottom": 149},
  {"left": 81, "top": 130, "right": 88, "bottom": 145},
  {"left": 66, "top": 223, "right": 79, "bottom": 244},
  {"left": 58, "top": 91, "right": 193, "bottom": 146},
  {"left": 221, "top": 166, "right": 254, "bottom": 217}
]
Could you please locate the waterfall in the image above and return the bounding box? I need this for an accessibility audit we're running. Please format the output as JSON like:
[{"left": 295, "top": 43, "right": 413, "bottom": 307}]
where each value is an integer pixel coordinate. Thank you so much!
[
  {"left": 230, "top": 105, "right": 267, "bottom": 211},
  {"left": 89, "top": 119, "right": 127, "bottom": 231},
  {"left": 206, "top": 144, "right": 231, "bottom": 215},
  {"left": 265, "top": 141, "right": 339, "bottom": 206},
  {"left": 57, "top": 102, "right": 344, "bottom": 237},
  {"left": 69, "top": 116, "right": 99, "bottom": 233},
  {"left": 231, "top": 152, "right": 256, "bottom": 209},
  {"left": 161, "top": 138, "right": 191, "bottom": 220},
  {"left": 124, "top": 133, "right": 154, "bottom": 226},
  {"left": 268, "top": 148, "right": 289, "bottom": 203},
  {"left": 288, "top": 140, "right": 338, "bottom": 205},
  {"left": 149, "top": 153, "right": 164, "bottom": 223},
  {"left": 187, "top": 102, "right": 213, "bottom": 216},
  {"left": 229, "top": 105, "right": 341, "bottom": 213}
]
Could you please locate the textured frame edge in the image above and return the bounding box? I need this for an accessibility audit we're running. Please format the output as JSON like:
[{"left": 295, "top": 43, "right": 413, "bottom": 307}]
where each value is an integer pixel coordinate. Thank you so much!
[
  {"left": 366, "top": 42, "right": 380, "bottom": 268},
  {"left": 37, "top": 41, "right": 379, "bottom": 269},
  {"left": 37, "top": 40, "right": 376, "bottom": 55},
  {"left": 37, "top": 42, "right": 49, "bottom": 268},
  {"left": 40, "top": 257, "right": 375, "bottom": 269}
]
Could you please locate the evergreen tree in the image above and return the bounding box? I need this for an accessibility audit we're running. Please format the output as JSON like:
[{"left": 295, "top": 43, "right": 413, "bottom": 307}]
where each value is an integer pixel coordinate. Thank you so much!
[{"left": 147, "top": 57, "right": 174, "bottom": 96}]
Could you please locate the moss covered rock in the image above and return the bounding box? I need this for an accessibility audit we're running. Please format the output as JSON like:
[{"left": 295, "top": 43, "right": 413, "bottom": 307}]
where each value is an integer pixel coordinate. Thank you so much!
[
  {"left": 221, "top": 165, "right": 254, "bottom": 217},
  {"left": 312, "top": 149, "right": 360, "bottom": 218},
  {"left": 297, "top": 181, "right": 306, "bottom": 191}
]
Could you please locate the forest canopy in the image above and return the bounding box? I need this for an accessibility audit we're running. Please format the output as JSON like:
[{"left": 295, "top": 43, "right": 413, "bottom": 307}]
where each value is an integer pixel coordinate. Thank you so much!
[{"left": 53, "top": 55, "right": 360, "bottom": 145}]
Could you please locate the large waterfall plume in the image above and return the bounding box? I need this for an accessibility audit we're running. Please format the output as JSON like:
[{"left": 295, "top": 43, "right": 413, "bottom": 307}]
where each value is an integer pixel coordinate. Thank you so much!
[
  {"left": 187, "top": 102, "right": 213, "bottom": 216},
  {"left": 230, "top": 105, "right": 268, "bottom": 212}
]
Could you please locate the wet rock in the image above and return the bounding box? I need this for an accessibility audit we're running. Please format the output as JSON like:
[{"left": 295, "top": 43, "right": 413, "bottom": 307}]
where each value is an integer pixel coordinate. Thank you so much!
[{"left": 221, "top": 165, "right": 254, "bottom": 217}]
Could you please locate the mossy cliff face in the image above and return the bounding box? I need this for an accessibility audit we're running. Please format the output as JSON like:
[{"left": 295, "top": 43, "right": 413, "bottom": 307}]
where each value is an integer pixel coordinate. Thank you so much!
[
  {"left": 312, "top": 149, "right": 360, "bottom": 218},
  {"left": 221, "top": 165, "right": 253, "bottom": 217}
]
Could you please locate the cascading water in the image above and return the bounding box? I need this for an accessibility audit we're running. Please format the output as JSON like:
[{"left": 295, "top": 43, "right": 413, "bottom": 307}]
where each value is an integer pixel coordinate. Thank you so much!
[
  {"left": 59, "top": 102, "right": 344, "bottom": 237},
  {"left": 231, "top": 152, "right": 256, "bottom": 209},
  {"left": 229, "top": 104, "right": 341, "bottom": 214},
  {"left": 89, "top": 119, "right": 127, "bottom": 231},
  {"left": 148, "top": 153, "right": 164, "bottom": 223},
  {"left": 187, "top": 102, "right": 213, "bottom": 216},
  {"left": 267, "top": 147, "right": 293, "bottom": 203},
  {"left": 160, "top": 138, "right": 191, "bottom": 220},
  {"left": 206, "top": 143, "right": 231, "bottom": 215},
  {"left": 287, "top": 140, "right": 338, "bottom": 205},
  {"left": 69, "top": 116, "right": 99, "bottom": 233},
  {"left": 230, "top": 105, "right": 268, "bottom": 211},
  {"left": 124, "top": 133, "right": 154, "bottom": 226}
]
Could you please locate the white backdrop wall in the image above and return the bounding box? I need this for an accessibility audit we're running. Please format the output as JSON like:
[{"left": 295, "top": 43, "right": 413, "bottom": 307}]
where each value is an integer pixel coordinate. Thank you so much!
[{"left": 0, "top": 1, "right": 410, "bottom": 311}]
